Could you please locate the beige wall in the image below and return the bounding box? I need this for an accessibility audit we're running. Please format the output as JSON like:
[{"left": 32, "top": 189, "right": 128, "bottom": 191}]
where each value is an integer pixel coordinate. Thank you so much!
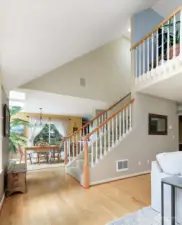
[
  {"left": 14, "top": 112, "right": 83, "bottom": 137},
  {"left": 21, "top": 37, "right": 131, "bottom": 103},
  {"left": 90, "top": 93, "right": 178, "bottom": 183}
]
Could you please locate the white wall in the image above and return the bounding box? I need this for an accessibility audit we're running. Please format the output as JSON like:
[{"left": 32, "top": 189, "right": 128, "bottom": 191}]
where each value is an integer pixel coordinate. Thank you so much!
[
  {"left": 21, "top": 37, "right": 131, "bottom": 103},
  {"left": 90, "top": 93, "right": 178, "bottom": 183}
]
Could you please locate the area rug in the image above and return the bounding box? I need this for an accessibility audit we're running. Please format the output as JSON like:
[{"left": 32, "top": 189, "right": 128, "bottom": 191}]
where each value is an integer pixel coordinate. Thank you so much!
[
  {"left": 106, "top": 207, "right": 173, "bottom": 225},
  {"left": 27, "top": 162, "right": 64, "bottom": 171}
]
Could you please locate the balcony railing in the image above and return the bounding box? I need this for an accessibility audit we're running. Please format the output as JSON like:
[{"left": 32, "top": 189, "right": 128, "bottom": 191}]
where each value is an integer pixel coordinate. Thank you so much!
[{"left": 131, "top": 7, "right": 182, "bottom": 83}]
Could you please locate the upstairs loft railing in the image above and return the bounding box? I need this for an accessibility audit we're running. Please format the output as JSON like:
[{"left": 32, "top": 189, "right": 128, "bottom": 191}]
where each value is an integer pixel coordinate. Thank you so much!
[
  {"left": 64, "top": 92, "right": 131, "bottom": 165},
  {"left": 131, "top": 6, "right": 182, "bottom": 82}
]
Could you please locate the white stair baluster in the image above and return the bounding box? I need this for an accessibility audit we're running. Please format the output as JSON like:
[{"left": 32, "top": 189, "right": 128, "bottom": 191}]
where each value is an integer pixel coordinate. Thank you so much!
[
  {"left": 147, "top": 38, "right": 149, "bottom": 76},
  {"left": 156, "top": 31, "right": 159, "bottom": 67},
  {"left": 91, "top": 138, "right": 94, "bottom": 167},
  {"left": 129, "top": 103, "right": 132, "bottom": 131},
  {"left": 143, "top": 41, "right": 145, "bottom": 76},
  {"left": 119, "top": 111, "right": 122, "bottom": 139},
  {"left": 162, "top": 25, "right": 164, "bottom": 64},
  {"left": 116, "top": 115, "right": 118, "bottom": 142},
  {"left": 108, "top": 120, "right": 111, "bottom": 151},
  {"left": 104, "top": 124, "right": 107, "bottom": 155},
  {"left": 112, "top": 118, "right": 114, "bottom": 146},
  {"left": 123, "top": 109, "right": 125, "bottom": 136},
  {"left": 99, "top": 128, "right": 103, "bottom": 159},
  {"left": 180, "top": 11, "right": 182, "bottom": 56},
  {"left": 95, "top": 130, "right": 98, "bottom": 163},
  {"left": 151, "top": 33, "right": 154, "bottom": 71},
  {"left": 135, "top": 47, "right": 138, "bottom": 80},
  {"left": 167, "top": 20, "right": 170, "bottom": 60},
  {"left": 173, "top": 15, "right": 176, "bottom": 58},
  {"left": 139, "top": 45, "right": 141, "bottom": 78},
  {"left": 126, "top": 107, "right": 128, "bottom": 133}
]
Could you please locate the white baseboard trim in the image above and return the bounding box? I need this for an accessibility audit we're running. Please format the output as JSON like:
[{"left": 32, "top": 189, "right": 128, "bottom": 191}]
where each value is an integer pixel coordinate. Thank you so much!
[
  {"left": 0, "top": 193, "right": 5, "bottom": 211},
  {"left": 90, "top": 170, "right": 151, "bottom": 186}
]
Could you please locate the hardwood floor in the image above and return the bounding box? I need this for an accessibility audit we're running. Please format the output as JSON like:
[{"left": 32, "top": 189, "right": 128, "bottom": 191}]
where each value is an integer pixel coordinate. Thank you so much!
[{"left": 0, "top": 167, "right": 151, "bottom": 225}]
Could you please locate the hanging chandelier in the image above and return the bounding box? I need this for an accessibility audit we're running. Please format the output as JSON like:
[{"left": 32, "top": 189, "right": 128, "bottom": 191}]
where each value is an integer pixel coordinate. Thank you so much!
[{"left": 28, "top": 108, "right": 47, "bottom": 127}]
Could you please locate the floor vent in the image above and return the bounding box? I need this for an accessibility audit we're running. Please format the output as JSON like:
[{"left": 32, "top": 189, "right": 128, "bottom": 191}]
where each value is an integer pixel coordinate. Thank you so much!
[{"left": 116, "top": 159, "right": 128, "bottom": 172}]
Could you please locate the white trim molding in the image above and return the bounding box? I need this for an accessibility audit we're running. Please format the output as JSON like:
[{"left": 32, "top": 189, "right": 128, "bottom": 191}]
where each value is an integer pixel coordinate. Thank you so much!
[{"left": 90, "top": 170, "right": 151, "bottom": 186}]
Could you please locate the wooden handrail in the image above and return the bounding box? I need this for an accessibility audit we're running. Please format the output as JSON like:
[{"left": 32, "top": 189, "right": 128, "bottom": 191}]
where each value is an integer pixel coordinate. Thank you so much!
[
  {"left": 83, "top": 98, "right": 135, "bottom": 139},
  {"left": 64, "top": 92, "right": 131, "bottom": 139},
  {"left": 131, "top": 6, "right": 182, "bottom": 50}
]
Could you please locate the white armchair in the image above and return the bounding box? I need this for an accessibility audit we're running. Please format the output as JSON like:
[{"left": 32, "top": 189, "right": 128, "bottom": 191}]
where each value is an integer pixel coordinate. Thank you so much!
[{"left": 151, "top": 160, "right": 182, "bottom": 224}]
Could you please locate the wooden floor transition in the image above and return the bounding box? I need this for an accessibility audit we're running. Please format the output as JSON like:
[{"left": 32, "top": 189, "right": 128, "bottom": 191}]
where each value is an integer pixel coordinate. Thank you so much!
[{"left": 0, "top": 167, "right": 151, "bottom": 225}]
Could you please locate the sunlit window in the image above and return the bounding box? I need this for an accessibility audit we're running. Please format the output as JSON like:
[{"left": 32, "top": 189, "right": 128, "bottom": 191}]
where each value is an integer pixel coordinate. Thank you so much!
[{"left": 9, "top": 91, "right": 26, "bottom": 100}]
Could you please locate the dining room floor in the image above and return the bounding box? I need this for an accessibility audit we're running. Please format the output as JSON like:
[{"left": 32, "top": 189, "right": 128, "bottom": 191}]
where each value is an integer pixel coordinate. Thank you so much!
[{"left": 0, "top": 167, "right": 151, "bottom": 225}]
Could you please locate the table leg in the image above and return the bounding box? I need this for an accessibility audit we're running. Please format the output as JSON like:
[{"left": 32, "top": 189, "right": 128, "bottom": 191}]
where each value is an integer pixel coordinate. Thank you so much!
[
  {"left": 171, "top": 186, "right": 175, "bottom": 225},
  {"left": 161, "top": 182, "right": 164, "bottom": 225}
]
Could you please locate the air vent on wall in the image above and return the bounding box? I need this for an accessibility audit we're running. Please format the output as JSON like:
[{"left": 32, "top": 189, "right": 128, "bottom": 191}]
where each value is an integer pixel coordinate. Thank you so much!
[
  {"left": 116, "top": 159, "right": 128, "bottom": 172},
  {"left": 80, "top": 78, "right": 86, "bottom": 87}
]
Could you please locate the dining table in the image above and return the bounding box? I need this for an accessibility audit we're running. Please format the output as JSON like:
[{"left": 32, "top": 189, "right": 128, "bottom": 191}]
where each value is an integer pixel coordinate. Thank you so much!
[{"left": 24, "top": 145, "right": 60, "bottom": 165}]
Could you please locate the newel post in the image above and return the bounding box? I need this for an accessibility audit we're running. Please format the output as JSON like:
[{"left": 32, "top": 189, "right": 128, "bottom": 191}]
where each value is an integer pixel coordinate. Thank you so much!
[
  {"left": 82, "top": 136, "right": 90, "bottom": 189},
  {"left": 64, "top": 138, "right": 68, "bottom": 165}
]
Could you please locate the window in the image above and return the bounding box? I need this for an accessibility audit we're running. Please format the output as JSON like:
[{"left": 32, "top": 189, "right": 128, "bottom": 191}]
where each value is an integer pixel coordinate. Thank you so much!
[
  {"left": 148, "top": 114, "right": 168, "bottom": 135},
  {"left": 34, "top": 124, "right": 62, "bottom": 145}
]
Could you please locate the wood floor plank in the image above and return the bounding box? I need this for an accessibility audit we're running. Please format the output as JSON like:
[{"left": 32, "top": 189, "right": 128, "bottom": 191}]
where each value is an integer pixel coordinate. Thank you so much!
[{"left": 0, "top": 167, "right": 151, "bottom": 225}]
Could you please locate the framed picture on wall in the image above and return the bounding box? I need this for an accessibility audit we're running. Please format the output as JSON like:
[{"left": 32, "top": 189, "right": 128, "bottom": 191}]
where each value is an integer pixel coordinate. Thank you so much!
[{"left": 3, "top": 104, "right": 10, "bottom": 137}]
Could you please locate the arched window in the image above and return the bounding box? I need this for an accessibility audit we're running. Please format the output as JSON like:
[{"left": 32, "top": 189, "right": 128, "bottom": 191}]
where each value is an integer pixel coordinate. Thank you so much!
[{"left": 34, "top": 124, "right": 62, "bottom": 145}]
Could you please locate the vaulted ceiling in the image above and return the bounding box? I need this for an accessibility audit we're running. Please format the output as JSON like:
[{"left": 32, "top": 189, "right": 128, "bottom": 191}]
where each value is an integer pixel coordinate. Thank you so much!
[{"left": 0, "top": 0, "right": 158, "bottom": 91}]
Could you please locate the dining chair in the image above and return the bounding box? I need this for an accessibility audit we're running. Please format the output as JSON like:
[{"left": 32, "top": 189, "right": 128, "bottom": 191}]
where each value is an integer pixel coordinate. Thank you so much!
[
  {"left": 35, "top": 142, "right": 50, "bottom": 164},
  {"left": 49, "top": 141, "right": 64, "bottom": 162},
  {"left": 18, "top": 144, "right": 33, "bottom": 164}
]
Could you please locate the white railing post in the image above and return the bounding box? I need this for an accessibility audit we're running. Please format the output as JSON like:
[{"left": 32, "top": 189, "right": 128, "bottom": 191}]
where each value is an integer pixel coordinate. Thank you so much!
[{"left": 173, "top": 15, "right": 176, "bottom": 58}]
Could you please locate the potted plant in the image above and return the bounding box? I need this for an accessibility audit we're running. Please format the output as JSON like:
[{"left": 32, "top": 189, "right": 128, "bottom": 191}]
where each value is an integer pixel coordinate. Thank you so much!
[
  {"left": 9, "top": 106, "right": 30, "bottom": 156},
  {"left": 169, "top": 30, "right": 180, "bottom": 59}
]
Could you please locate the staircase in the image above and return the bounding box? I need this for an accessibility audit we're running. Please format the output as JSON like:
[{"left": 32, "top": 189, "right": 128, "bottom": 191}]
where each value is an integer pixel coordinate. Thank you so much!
[{"left": 64, "top": 94, "right": 134, "bottom": 188}]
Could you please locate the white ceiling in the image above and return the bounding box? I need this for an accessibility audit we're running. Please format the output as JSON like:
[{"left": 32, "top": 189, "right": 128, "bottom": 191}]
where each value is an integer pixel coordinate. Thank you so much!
[
  {"left": 140, "top": 72, "right": 182, "bottom": 103},
  {"left": 153, "top": 0, "right": 182, "bottom": 17},
  {"left": 10, "top": 89, "right": 108, "bottom": 117},
  {"left": 0, "top": 0, "right": 158, "bottom": 91}
]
